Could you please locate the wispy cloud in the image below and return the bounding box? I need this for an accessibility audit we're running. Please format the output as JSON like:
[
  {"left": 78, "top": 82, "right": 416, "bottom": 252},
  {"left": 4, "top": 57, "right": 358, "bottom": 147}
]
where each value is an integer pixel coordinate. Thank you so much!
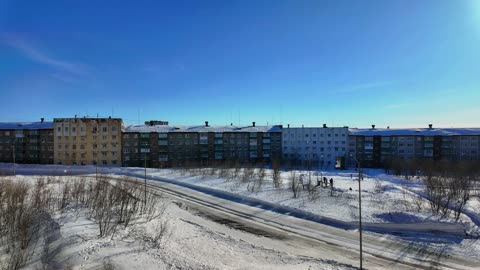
[
  {"left": 335, "top": 81, "right": 393, "bottom": 93},
  {"left": 1, "top": 33, "right": 88, "bottom": 75}
]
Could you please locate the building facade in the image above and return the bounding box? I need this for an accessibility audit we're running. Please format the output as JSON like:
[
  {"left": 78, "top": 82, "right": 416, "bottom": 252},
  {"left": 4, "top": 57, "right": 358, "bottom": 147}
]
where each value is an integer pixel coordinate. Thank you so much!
[
  {"left": 0, "top": 121, "right": 54, "bottom": 165},
  {"left": 122, "top": 122, "right": 282, "bottom": 168},
  {"left": 54, "top": 117, "right": 122, "bottom": 166},
  {"left": 282, "top": 125, "right": 349, "bottom": 169},
  {"left": 348, "top": 126, "right": 480, "bottom": 167}
]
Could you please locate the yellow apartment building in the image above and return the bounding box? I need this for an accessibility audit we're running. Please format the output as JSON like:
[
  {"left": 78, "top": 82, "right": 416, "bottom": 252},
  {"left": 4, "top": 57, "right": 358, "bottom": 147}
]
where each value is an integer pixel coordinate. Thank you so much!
[{"left": 54, "top": 117, "right": 122, "bottom": 166}]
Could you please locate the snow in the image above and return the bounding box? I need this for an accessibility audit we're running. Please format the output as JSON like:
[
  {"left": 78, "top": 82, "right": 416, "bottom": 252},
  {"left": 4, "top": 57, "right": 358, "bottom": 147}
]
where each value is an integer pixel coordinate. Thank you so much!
[
  {"left": 348, "top": 127, "right": 480, "bottom": 136},
  {"left": 2, "top": 163, "right": 480, "bottom": 269},
  {"left": 1, "top": 175, "right": 355, "bottom": 270},
  {"left": 0, "top": 121, "right": 54, "bottom": 130},
  {"left": 122, "top": 124, "right": 282, "bottom": 133}
]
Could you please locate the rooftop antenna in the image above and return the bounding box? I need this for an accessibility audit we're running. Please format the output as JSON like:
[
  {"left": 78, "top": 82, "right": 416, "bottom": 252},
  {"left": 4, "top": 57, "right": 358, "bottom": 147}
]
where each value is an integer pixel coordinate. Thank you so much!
[
  {"left": 280, "top": 105, "right": 283, "bottom": 125},
  {"left": 238, "top": 110, "right": 241, "bottom": 126}
]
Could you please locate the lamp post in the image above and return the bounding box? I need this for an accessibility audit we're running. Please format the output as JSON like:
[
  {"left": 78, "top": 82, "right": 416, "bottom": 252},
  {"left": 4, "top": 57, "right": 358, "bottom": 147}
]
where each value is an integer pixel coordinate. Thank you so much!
[
  {"left": 144, "top": 144, "right": 147, "bottom": 208},
  {"left": 95, "top": 121, "right": 98, "bottom": 181},
  {"left": 350, "top": 153, "right": 363, "bottom": 269},
  {"left": 12, "top": 139, "right": 16, "bottom": 176},
  {"left": 142, "top": 141, "right": 149, "bottom": 210}
]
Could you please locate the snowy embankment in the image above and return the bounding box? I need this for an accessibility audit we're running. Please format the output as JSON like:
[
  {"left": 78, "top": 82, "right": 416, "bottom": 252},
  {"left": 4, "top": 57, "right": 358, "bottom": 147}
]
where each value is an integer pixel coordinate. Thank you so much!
[
  {"left": 1, "top": 162, "right": 478, "bottom": 238},
  {"left": 0, "top": 174, "right": 356, "bottom": 270}
]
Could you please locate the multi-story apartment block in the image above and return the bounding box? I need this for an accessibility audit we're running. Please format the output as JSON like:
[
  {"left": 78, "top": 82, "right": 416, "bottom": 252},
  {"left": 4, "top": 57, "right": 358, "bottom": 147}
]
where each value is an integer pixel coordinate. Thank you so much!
[
  {"left": 282, "top": 125, "right": 349, "bottom": 169},
  {"left": 348, "top": 125, "right": 480, "bottom": 167},
  {"left": 0, "top": 120, "right": 54, "bottom": 165},
  {"left": 122, "top": 122, "right": 282, "bottom": 167},
  {"left": 54, "top": 117, "right": 122, "bottom": 166}
]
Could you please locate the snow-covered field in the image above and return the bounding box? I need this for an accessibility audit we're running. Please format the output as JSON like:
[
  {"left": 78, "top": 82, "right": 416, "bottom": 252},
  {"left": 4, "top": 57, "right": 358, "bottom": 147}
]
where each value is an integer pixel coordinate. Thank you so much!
[
  {"left": 134, "top": 167, "right": 480, "bottom": 234},
  {"left": 0, "top": 174, "right": 355, "bottom": 270},
  {"left": 1, "top": 163, "right": 480, "bottom": 269}
]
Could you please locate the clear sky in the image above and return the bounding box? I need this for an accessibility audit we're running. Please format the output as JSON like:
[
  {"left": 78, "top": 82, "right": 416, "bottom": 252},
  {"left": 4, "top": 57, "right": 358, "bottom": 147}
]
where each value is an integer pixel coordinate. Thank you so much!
[{"left": 0, "top": 0, "right": 479, "bottom": 128}]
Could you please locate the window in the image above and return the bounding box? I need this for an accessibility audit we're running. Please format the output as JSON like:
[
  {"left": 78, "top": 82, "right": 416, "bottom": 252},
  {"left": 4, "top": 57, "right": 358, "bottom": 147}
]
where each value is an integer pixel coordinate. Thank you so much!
[{"left": 102, "top": 127, "right": 107, "bottom": 132}]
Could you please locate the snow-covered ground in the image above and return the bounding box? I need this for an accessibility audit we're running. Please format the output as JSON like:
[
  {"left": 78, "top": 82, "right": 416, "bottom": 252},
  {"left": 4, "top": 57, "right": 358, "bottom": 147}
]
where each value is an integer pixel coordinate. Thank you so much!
[
  {"left": 1, "top": 174, "right": 355, "bottom": 270},
  {"left": 1, "top": 163, "right": 480, "bottom": 269},
  {"left": 129, "top": 167, "right": 480, "bottom": 234}
]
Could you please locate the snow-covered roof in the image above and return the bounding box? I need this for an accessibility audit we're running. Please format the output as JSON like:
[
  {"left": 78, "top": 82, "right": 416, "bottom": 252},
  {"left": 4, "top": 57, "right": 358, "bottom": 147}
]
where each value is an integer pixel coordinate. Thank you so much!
[
  {"left": 348, "top": 128, "right": 480, "bottom": 136},
  {"left": 0, "top": 122, "right": 54, "bottom": 130},
  {"left": 122, "top": 124, "right": 282, "bottom": 133}
]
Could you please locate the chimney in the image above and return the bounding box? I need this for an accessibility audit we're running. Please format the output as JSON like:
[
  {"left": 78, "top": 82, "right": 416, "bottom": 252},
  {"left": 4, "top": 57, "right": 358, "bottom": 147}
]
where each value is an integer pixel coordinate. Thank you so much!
[
  {"left": 371, "top": 124, "right": 375, "bottom": 129},
  {"left": 387, "top": 126, "right": 390, "bottom": 129},
  {"left": 230, "top": 123, "right": 233, "bottom": 126},
  {"left": 205, "top": 121, "right": 209, "bottom": 127},
  {"left": 75, "top": 114, "right": 77, "bottom": 119},
  {"left": 41, "top": 118, "right": 44, "bottom": 123},
  {"left": 287, "top": 124, "right": 290, "bottom": 128},
  {"left": 302, "top": 124, "right": 304, "bottom": 128},
  {"left": 428, "top": 124, "right": 433, "bottom": 129},
  {"left": 252, "top": 121, "right": 256, "bottom": 127},
  {"left": 323, "top": 124, "right": 327, "bottom": 128},
  {"left": 150, "top": 121, "right": 154, "bottom": 126}
]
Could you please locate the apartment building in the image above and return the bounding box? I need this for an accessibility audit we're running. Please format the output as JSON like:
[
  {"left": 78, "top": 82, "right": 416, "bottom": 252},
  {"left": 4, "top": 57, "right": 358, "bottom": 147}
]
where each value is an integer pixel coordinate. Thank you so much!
[
  {"left": 348, "top": 125, "right": 480, "bottom": 167},
  {"left": 54, "top": 117, "right": 122, "bottom": 166},
  {"left": 122, "top": 122, "right": 282, "bottom": 167},
  {"left": 282, "top": 125, "right": 349, "bottom": 169},
  {"left": 0, "top": 120, "right": 54, "bottom": 165}
]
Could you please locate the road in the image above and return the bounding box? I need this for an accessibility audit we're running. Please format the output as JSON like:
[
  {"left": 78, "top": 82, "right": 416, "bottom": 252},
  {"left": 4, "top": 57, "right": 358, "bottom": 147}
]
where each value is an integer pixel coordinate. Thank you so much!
[{"left": 5, "top": 163, "right": 480, "bottom": 269}]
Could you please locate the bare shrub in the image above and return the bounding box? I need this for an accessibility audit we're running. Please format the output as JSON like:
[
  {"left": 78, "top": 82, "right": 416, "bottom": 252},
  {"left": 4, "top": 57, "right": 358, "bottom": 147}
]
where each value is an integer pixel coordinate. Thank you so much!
[
  {"left": 412, "top": 194, "right": 424, "bottom": 212},
  {"left": 374, "top": 179, "right": 384, "bottom": 193},
  {"left": 289, "top": 170, "right": 301, "bottom": 199},
  {"left": 307, "top": 185, "right": 321, "bottom": 202},
  {"left": 272, "top": 159, "right": 282, "bottom": 189},
  {"left": 150, "top": 219, "right": 171, "bottom": 249}
]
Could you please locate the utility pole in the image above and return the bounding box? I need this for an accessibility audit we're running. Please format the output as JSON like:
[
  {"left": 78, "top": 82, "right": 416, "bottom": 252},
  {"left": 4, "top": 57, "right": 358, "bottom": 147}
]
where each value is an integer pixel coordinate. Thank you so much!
[
  {"left": 95, "top": 120, "right": 98, "bottom": 181},
  {"left": 13, "top": 140, "right": 16, "bottom": 176},
  {"left": 144, "top": 144, "right": 147, "bottom": 209},
  {"left": 358, "top": 162, "right": 363, "bottom": 270},
  {"left": 350, "top": 154, "right": 363, "bottom": 269}
]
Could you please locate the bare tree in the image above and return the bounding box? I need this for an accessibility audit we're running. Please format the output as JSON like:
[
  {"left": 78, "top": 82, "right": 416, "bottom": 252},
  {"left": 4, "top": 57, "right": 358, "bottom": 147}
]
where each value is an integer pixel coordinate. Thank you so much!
[
  {"left": 289, "top": 170, "right": 301, "bottom": 198},
  {"left": 271, "top": 159, "right": 282, "bottom": 189}
]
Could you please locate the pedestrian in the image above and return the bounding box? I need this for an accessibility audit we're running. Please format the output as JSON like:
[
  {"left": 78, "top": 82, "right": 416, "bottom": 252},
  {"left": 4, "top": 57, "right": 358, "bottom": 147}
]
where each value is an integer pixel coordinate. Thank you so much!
[{"left": 329, "top": 178, "right": 334, "bottom": 196}]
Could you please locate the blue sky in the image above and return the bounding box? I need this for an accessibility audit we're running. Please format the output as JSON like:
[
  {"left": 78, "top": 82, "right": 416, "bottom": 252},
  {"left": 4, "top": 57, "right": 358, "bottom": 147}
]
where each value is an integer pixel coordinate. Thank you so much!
[{"left": 1, "top": 0, "right": 479, "bottom": 128}]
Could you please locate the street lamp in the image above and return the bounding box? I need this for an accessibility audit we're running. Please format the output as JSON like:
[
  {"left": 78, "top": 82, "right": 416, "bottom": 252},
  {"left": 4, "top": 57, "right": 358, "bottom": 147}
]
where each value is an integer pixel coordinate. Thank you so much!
[
  {"left": 350, "top": 153, "right": 363, "bottom": 269},
  {"left": 12, "top": 138, "right": 16, "bottom": 176},
  {"left": 142, "top": 141, "right": 149, "bottom": 210}
]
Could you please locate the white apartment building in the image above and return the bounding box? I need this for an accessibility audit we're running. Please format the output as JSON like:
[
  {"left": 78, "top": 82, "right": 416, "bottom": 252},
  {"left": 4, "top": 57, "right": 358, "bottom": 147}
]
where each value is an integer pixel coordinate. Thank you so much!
[{"left": 282, "top": 125, "right": 349, "bottom": 169}]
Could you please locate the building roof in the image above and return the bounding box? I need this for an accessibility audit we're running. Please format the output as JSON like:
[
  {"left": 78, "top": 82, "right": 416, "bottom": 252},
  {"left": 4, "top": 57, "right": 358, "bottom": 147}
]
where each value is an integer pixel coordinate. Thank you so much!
[
  {"left": 0, "top": 122, "right": 54, "bottom": 130},
  {"left": 122, "top": 124, "right": 282, "bottom": 133},
  {"left": 348, "top": 128, "right": 480, "bottom": 136}
]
